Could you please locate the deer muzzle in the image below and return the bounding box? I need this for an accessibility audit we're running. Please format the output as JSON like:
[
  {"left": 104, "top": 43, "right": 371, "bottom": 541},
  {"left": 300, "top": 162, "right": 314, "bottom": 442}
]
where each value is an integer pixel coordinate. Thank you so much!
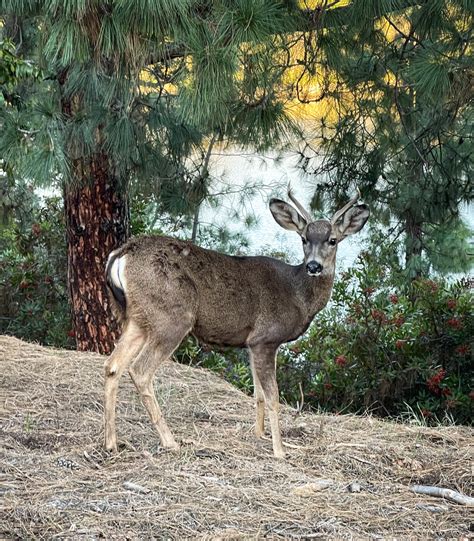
[{"left": 306, "top": 261, "right": 323, "bottom": 276}]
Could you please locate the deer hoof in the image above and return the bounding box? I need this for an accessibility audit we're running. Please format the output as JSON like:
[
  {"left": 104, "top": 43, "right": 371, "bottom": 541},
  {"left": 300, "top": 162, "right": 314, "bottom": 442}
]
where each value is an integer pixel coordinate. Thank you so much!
[
  {"left": 163, "top": 441, "right": 180, "bottom": 452},
  {"left": 273, "top": 449, "right": 286, "bottom": 460},
  {"left": 104, "top": 441, "right": 118, "bottom": 454}
]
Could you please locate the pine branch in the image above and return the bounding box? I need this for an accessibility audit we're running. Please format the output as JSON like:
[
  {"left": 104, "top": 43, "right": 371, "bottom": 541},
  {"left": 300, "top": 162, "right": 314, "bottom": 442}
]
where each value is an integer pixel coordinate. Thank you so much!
[
  {"left": 144, "top": 1, "right": 428, "bottom": 67},
  {"left": 298, "top": 0, "right": 427, "bottom": 33},
  {"left": 146, "top": 43, "right": 188, "bottom": 66}
]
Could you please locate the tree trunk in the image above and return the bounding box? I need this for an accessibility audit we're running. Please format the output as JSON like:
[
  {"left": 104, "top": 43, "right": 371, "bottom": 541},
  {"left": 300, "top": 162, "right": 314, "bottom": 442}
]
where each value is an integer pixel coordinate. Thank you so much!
[
  {"left": 405, "top": 212, "right": 423, "bottom": 278},
  {"left": 64, "top": 153, "right": 129, "bottom": 354},
  {"left": 191, "top": 203, "right": 200, "bottom": 243}
]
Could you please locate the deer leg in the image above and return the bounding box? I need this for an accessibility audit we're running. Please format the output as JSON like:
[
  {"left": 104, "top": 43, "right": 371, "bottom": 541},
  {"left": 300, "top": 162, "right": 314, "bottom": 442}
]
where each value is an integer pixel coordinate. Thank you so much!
[
  {"left": 104, "top": 321, "right": 146, "bottom": 453},
  {"left": 250, "top": 345, "right": 285, "bottom": 459},
  {"left": 128, "top": 324, "right": 191, "bottom": 451},
  {"left": 249, "top": 353, "right": 265, "bottom": 437}
]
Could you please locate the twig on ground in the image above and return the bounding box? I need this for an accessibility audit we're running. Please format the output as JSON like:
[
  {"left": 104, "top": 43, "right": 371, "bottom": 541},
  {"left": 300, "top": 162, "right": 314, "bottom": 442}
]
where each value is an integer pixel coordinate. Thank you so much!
[{"left": 410, "top": 485, "right": 474, "bottom": 506}]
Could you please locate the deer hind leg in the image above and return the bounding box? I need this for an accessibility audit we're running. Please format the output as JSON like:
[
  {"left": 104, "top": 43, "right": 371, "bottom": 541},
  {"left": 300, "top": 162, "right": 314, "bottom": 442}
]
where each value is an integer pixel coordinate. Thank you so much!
[
  {"left": 128, "top": 321, "right": 192, "bottom": 451},
  {"left": 249, "top": 344, "right": 285, "bottom": 459},
  {"left": 104, "top": 321, "right": 146, "bottom": 453},
  {"left": 249, "top": 352, "right": 265, "bottom": 438}
]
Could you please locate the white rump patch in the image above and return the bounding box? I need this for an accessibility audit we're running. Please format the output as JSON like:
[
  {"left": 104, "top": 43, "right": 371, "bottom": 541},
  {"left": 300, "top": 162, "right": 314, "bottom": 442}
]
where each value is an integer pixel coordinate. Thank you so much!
[{"left": 109, "top": 254, "right": 128, "bottom": 293}]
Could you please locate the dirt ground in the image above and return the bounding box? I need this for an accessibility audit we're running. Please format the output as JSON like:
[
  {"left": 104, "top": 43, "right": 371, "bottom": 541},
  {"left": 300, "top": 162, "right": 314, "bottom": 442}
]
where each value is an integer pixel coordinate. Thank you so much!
[{"left": 1, "top": 335, "right": 473, "bottom": 539}]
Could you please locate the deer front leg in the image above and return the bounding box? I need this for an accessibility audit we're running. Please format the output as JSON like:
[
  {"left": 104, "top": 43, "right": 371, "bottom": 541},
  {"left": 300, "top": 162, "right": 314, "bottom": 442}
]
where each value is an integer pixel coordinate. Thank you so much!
[
  {"left": 249, "top": 344, "right": 285, "bottom": 459},
  {"left": 104, "top": 322, "right": 145, "bottom": 453}
]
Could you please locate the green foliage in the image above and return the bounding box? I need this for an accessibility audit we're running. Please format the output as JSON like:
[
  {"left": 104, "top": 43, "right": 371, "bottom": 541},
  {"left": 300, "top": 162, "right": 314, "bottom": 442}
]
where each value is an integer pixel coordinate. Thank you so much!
[
  {"left": 176, "top": 341, "right": 253, "bottom": 395},
  {"left": 300, "top": 0, "right": 474, "bottom": 276},
  {"left": 424, "top": 219, "right": 474, "bottom": 274},
  {"left": 277, "top": 246, "right": 473, "bottom": 425},
  {"left": 0, "top": 191, "right": 74, "bottom": 348},
  {"left": 176, "top": 236, "right": 473, "bottom": 426},
  {"left": 0, "top": 38, "right": 39, "bottom": 106},
  {"left": 0, "top": 0, "right": 297, "bottom": 203}
]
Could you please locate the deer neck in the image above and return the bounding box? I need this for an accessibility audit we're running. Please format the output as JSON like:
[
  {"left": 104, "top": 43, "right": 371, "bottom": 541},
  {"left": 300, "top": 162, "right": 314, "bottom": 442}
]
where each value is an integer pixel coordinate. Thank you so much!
[{"left": 295, "top": 264, "right": 335, "bottom": 317}]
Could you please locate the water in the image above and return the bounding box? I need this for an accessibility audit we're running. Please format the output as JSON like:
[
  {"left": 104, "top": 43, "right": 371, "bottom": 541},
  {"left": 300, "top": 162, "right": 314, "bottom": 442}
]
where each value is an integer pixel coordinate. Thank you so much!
[{"left": 200, "top": 149, "right": 368, "bottom": 269}]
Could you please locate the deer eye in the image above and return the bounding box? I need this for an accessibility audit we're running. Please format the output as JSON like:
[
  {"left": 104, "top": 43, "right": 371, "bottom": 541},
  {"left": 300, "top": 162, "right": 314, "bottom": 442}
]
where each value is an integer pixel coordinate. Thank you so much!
[{"left": 329, "top": 238, "right": 337, "bottom": 246}]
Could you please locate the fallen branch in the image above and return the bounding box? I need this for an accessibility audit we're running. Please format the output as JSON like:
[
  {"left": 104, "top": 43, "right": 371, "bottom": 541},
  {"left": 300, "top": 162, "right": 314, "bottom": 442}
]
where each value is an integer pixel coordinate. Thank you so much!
[{"left": 410, "top": 485, "right": 474, "bottom": 506}]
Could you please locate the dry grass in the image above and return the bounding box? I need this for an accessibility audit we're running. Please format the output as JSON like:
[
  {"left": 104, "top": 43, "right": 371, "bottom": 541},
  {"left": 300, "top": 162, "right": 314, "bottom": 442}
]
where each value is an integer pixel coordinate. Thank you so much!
[{"left": 1, "top": 335, "right": 472, "bottom": 540}]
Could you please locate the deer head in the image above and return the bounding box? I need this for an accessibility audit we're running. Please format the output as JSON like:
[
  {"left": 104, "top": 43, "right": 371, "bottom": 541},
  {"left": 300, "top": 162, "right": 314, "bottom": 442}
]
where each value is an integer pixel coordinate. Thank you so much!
[{"left": 269, "top": 188, "right": 369, "bottom": 276}]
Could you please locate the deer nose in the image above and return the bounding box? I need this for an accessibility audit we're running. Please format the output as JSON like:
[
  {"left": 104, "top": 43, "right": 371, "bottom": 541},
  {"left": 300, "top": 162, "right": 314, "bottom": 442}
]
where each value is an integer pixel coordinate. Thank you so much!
[{"left": 306, "top": 261, "right": 323, "bottom": 275}]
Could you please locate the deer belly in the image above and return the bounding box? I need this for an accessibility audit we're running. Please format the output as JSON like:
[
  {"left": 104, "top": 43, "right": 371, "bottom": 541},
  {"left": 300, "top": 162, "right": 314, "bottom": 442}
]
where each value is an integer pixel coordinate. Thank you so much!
[{"left": 192, "top": 320, "right": 253, "bottom": 348}]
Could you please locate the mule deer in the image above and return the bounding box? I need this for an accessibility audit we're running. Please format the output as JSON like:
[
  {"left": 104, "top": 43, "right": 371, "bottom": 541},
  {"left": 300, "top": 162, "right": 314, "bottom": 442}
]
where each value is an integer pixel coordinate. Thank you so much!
[{"left": 104, "top": 189, "right": 369, "bottom": 458}]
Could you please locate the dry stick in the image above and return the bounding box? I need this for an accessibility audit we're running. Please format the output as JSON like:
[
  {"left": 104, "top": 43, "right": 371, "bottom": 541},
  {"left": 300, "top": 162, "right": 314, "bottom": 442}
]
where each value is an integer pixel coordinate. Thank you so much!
[
  {"left": 348, "top": 455, "right": 378, "bottom": 468},
  {"left": 410, "top": 485, "right": 474, "bottom": 506}
]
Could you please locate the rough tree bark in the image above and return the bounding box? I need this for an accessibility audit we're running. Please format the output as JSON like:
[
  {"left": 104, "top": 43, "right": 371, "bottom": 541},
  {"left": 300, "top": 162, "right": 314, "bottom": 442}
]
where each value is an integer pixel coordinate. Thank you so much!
[
  {"left": 64, "top": 154, "right": 129, "bottom": 354},
  {"left": 405, "top": 212, "right": 423, "bottom": 278},
  {"left": 58, "top": 65, "right": 129, "bottom": 354}
]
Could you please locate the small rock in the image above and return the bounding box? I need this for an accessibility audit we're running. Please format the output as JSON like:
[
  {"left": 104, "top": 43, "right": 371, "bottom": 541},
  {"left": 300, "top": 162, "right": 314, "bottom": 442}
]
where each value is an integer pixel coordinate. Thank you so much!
[{"left": 348, "top": 482, "right": 361, "bottom": 493}]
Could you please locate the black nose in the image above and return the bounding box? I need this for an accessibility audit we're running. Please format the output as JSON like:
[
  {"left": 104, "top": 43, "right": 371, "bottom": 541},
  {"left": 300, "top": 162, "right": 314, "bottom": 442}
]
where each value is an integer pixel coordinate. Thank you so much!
[{"left": 306, "top": 261, "right": 323, "bottom": 275}]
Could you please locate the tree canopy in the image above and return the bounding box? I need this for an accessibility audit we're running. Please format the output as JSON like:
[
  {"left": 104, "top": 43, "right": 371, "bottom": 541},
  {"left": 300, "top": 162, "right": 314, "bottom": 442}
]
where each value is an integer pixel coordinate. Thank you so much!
[{"left": 294, "top": 0, "right": 473, "bottom": 275}]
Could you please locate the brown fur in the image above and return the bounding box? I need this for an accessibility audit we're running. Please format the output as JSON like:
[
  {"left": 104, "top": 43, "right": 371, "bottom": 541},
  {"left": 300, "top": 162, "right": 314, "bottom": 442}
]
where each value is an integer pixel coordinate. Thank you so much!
[{"left": 103, "top": 197, "right": 369, "bottom": 458}]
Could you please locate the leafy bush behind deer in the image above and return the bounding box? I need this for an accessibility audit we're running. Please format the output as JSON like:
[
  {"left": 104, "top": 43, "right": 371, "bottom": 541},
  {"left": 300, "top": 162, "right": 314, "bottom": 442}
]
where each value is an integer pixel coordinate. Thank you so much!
[
  {"left": 0, "top": 194, "right": 74, "bottom": 348},
  {"left": 179, "top": 239, "right": 473, "bottom": 425}
]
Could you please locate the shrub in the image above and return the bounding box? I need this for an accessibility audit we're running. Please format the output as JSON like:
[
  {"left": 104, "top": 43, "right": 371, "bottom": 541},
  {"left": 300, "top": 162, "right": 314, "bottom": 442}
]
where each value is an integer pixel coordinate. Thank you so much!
[
  {"left": 278, "top": 250, "right": 473, "bottom": 425},
  {"left": 180, "top": 245, "right": 473, "bottom": 425},
  {"left": 175, "top": 338, "right": 253, "bottom": 395},
  {"left": 0, "top": 195, "right": 74, "bottom": 348}
]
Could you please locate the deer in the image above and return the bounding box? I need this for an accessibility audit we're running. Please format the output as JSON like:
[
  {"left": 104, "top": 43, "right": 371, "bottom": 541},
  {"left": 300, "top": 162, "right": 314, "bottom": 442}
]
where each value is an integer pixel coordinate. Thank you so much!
[{"left": 103, "top": 188, "right": 369, "bottom": 459}]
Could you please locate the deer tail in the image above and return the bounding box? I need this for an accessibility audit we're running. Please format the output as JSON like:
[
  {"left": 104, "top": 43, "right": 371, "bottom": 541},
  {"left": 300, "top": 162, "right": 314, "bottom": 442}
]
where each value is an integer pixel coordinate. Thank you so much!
[{"left": 105, "top": 249, "right": 128, "bottom": 322}]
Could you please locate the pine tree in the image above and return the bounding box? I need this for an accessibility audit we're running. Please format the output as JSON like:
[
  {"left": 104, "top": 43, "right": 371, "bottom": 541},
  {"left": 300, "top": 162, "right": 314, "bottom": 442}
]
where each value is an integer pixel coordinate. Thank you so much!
[
  {"left": 2, "top": 0, "right": 462, "bottom": 354},
  {"left": 0, "top": 0, "right": 299, "bottom": 352},
  {"left": 297, "top": 0, "right": 473, "bottom": 276}
]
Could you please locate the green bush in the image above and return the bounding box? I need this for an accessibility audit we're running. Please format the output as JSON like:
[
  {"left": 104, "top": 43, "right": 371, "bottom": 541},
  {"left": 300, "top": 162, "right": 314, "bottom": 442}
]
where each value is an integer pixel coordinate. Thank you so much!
[
  {"left": 0, "top": 195, "right": 74, "bottom": 348},
  {"left": 180, "top": 244, "right": 473, "bottom": 425},
  {"left": 278, "top": 250, "right": 473, "bottom": 425},
  {"left": 175, "top": 338, "right": 253, "bottom": 395}
]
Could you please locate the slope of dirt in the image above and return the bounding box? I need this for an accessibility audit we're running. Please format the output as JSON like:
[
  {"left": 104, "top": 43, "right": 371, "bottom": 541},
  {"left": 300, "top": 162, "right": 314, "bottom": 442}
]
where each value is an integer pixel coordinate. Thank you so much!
[{"left": 0, "top": 335, "right": 472, "bottom": 539}]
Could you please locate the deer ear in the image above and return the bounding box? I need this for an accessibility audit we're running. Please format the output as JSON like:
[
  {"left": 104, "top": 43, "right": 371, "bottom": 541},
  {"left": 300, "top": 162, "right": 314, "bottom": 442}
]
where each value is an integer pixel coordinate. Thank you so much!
[
  {"left": 269, "top": 198, "right": 307, "bottom": 233},
  {"left": 334, "top": 204, "right": 369, "bottom": 240}
]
